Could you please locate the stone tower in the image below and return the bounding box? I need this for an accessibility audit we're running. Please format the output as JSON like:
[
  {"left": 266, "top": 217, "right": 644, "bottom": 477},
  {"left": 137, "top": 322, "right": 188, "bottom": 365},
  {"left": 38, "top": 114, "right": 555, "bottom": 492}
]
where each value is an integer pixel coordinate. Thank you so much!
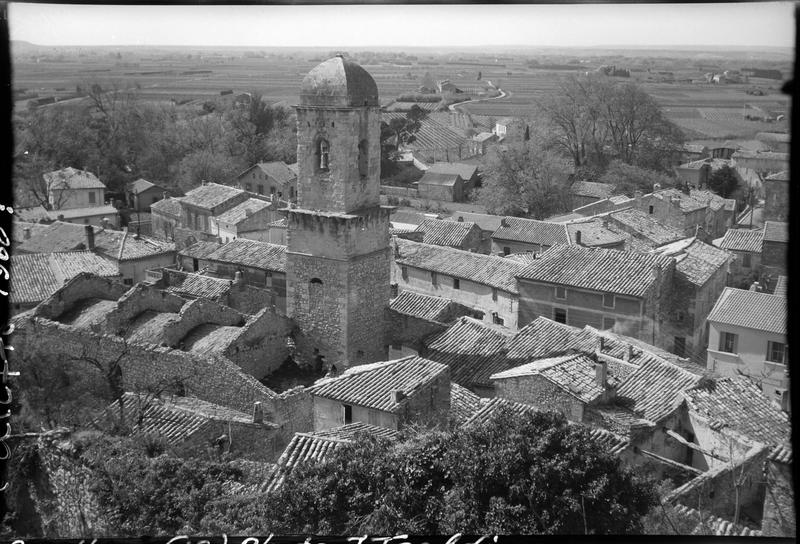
[{"left": 285, "top": 56, "right": 391, "bottom": 368}]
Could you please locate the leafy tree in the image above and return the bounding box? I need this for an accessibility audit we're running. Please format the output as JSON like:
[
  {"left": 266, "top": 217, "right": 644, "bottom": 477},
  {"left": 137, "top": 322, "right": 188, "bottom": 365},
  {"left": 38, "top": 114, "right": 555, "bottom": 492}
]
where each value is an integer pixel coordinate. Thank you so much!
[
  {"left": 598, "top": 160, "right": 675, "bottom": 197},
  {"left": 477, "top": 140, "right": 572, "bottom": 218},
  {"left": 707, "top": 164, "right": 740, "bottom": 198}
]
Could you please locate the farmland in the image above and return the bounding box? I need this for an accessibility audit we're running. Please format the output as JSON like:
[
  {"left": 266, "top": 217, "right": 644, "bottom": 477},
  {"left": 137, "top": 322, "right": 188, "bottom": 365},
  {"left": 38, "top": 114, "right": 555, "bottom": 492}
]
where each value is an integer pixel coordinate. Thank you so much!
[{"left": 11, "top": 43, "right": 792, "bottom": 141}]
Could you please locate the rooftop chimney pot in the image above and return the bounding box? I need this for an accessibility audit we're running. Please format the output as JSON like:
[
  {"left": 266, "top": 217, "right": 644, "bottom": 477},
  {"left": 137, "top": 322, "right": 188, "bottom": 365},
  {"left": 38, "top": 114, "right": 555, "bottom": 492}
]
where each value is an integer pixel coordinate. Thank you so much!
[{"left": 84, "top": 224, "right": 95, "bottom": 251}]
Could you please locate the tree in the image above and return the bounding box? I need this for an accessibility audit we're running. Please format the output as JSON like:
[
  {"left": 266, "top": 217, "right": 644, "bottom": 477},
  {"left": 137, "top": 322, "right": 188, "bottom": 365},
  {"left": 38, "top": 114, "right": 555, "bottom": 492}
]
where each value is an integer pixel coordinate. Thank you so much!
[
  {"left": 477, "top": 141, "right": 572, "bottom": 218},
  {"left": 599, "top": 160, "right": 675, "bottom": 197},
  {"left": 707, "top": 165, "right": 740, "bottom": 199}
]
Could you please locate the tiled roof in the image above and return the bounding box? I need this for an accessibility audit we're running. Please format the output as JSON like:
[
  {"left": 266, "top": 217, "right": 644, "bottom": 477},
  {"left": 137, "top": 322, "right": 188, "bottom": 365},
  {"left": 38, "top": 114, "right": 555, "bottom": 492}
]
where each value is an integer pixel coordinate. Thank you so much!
[
  {"left": 609, "top": 209, "right": 685, "bottom": 246},
  {"left": 44, "top": 167, "right": 106, "bottom": 189},
  {"left": 389, "top": 291, "right": 453, "bottom": 322},
  {"left": 517, "top": 245, "right": 673, "bottom": 298},
  {"left": 651, "top": 188, "right": 706, "bottom": 213},
  {"left": 394, "top": 238, "right": 525, "bottom": 294},
  {"left": 464, "top": 397, "right": 538, "bottom": 427},
  {"left": 181, "top": 183, "right": 244, "bottom": 210},
  {"left": 763, "top": 221, "right": 788, "bottom": 243},
  {"left": 308, "top": 356, "right": 448, "bottom": 413},
  {"left": 653, "top": 238, "right": 730, "bottom": 287},
  {"left": 450, "top": 383, "right": 483, "bottom": 425},
  {"left": 491, "top": 353, "right": 610, "bottom": 404},
  {"left": 151, "top": 197, "right": 184, "bottom": 218},
  {"left": 127, "top": 178, "right": 159, "bottom": 194},
  {"left": 265, "top": 423, "right": 398, "bottom": 492},
  {"left": 12, "top": 221, "right": 49, "bottom": 243},
  {"left": 382, "top": 112, "right": 467, "bottom": 151},
  {"left": 255, "top": 161, "right": 296, "bottom": 184},
  {"left": 446, "top": 211, "right": 504, "bottom": 232},
  {"left": 204, "top": 239, "right": 287, "bottom": 272},
  {"left": 163, "top": 271, "right": 233, "bottom": 301},
  {"left": 773, "top": 275, "right": 788, "bottom": 297},
  {"left": 683, "top": 143, "right": 708, "bottom": 154},
  {"left": 14, "top": 206, "right": 50, "bottom": 223},
  {"left": 546, "top": 212, "right": 585, "bottom": 223},
  {"left": 683, "top": 377, "right": 790, "bottom": 446},
  {"left": 690, "top": 189, "right": 736, "bottom": 212},
  {"left": 671, "top": 504, "right": 762, "bottom": 537},
  {"left": 418, "top": 171, "right": 461, "bottom": 187},
  {"left": 570, "top": 181, "right": 616, "bottom": 199},
  {"left": 732, "top": 150, "right": 790, "bottom": 160},
  {"left": 585, "top": 426, "right": 630, "bottom": 456},
  {"left": 769, "top": 442, "right": 792, "bottom": 464},
  {"left": 426, "top": 162, "right": 478, "bottom": 180},
  {"left": 718, "top": 228, "right": 763, "bottom": 253},
  {"left": 506, "top": 317, "right": 580, "bottom": 361},
  {"left": 707, "top": 287, "right": 786, "bottom": 334},
  {"left": 391, "top": 210, "right": 437, "bottom": 226},
  {"left": 179, "top": 240, "right": 222, "bottom": 260},
  {"left": 566, "top": 218, "right": 628, "bottom": 248},
  {"left": 10, "top": 252, "right": 120, "bottom": 305},
  {"left": 416, "top": 218, "right": 477, "bottom": 248},
  {"left": 504, "top": 252, "right": 539, "bottom": 265},
  {"left": 491, "top": 217, "right": 570, "bottom": 246},
  {"left": 616, "top": 357, "right": 702, "bottom": 423},
  {"left": 48, "top": 205, "right": 118, "bottom": 221},
  {"left": 214, "top": 198, "right": 271, "bottom": 225},
  {"left": 424, "top": 317, "right": 513, "bottom": 389}
]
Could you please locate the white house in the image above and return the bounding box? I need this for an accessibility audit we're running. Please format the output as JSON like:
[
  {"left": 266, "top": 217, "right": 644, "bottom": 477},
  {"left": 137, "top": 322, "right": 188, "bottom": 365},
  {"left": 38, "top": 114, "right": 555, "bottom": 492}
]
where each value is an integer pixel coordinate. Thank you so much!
[{"left": 45, "top": 167, "right": 108, "bottom": 210}]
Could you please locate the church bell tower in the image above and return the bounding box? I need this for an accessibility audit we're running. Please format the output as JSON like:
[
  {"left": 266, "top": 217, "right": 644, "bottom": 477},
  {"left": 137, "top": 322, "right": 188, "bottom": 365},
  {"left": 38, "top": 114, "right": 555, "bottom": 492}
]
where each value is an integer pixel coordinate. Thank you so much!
[{"left": 285, "top": 56, "right": 391, "bottom": 367}]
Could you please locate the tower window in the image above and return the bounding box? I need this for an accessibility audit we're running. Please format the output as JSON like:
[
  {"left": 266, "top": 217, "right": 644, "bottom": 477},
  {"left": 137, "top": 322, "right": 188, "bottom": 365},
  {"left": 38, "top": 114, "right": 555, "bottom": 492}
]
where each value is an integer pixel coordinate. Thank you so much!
[
  {"left": 358, "top": 139, "right": 369, "bottom": 179},
  {"left": 309, "top": 278, "right": 324, "bottom": 312},
  {"left": 317, "top": 139, "right": 330, "bottom": 171}
]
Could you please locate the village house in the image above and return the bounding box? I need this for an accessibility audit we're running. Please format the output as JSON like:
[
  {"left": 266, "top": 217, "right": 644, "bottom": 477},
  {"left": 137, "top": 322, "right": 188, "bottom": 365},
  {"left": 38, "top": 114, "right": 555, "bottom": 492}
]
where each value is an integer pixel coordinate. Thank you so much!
[
  {"left": 15, "top": 222, "right": 176, "bottom": 285},
  {"left": 416, "top": 170, "right": 468, "bottom": 202},
  {"left": 763, "top": 171, "right": 789, "bottom": 222},
  {"left": 425, "top": 162, "right": 480, "bottom": 191},
  {"left": 209, "top": 198, "right": 277, "bottom": 243},
  {"left": 179, "top": 182, "right": 251, "bottom": 235},
  {"left": 150, "top": 196, "right": 183, "bottom": 241},
  {"left": 705, "top": 287, "right": 788, "bottom": 399},
  {"left": 415, "top": 218, "right": 483, "bottom": 252},
  {"left": 633, "top": 188, "right": 736, "bottom": 239},
  {"left": 717, "top": 228, "right": 763, "bottom": 288},
  {"left": 490, "top": 217, "right": 571, "bottom": 256},
  {"left": 569, "top": 181, "right": 617, "bottom": 210},
  {"left": 307, "top": 356, "right": 450, "bottom": 432},
  {"left": 651, "top": 237, "right": 732, "bottom": 360},
  {"left": 236, "top": 161, "right": 298, "bottom": 201},
  {"left": 391, "top": 237, "right": 525, "bottom": 329},
  {"left": 444, "top": 211, "right": 503, "bottom": 253},
  {"left": 45, "top": 166, "right": 109, "bottom": 211},
  {"left": 178, "top": 238, "right": 287, "bottom": 310},
  {"left": 126, "top": 179, "right": 169, "bottom": 212},
  {"left": 494, "top": 117, "right": 529, "bottom": 142},
  {"left": 564, "top": 216, "right": 628, "bottom": 250},
  {"left": 570, "top": 194, "right": 634, "bottom": 218},
  {"left": 761, "top": 221, "right": 788, "bottom": 280},
  {"left": 515, "top": 244, "right": 675, "bottom": 349},
  {"left": 382, "top": 111, "right": 481, "bottom": 164},
  {"left": 681, "top": 143, "right": 711, "bottom": 163}
]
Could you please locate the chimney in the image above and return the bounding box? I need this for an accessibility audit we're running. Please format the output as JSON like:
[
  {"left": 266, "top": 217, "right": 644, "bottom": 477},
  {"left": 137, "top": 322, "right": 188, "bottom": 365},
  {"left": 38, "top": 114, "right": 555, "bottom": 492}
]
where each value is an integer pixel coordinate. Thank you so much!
[
  {"left": 596, "top": 335, "right": 605, "bottom": 354},
  {"left": 23, "top": 227, "right": 31, "bottom": 240},
  {"left": 457, "top": 215, "right": 464, "bottom": 222},
  {"left": 594, "top": 360, "right": 607, "bottom": 388},
  {"left": 162, "top": 191, "right": 168, "bottom": 200},
  {"left": 500, "top": 217, "right": 509, "bottom": 228},
  {"left": 252, "top": 402, "right": 264, "bottom": 424},
  {"left": 101, "top": 217, "right": 110, "bottom": 231},
  {"left": 85, "top": 224, "right": 95, "bottom": 251},
  {"left": 653, "top": 183, "right": 662, "bottom": 192},
  {"left": 390, "top": 390, "right": 406, "bottom": 404},
  {"left": 624, "top": 344, "right": 633, "bottom": 362},
  {"left": 575, "top": 230, "right": 582, "bottom": 246}
]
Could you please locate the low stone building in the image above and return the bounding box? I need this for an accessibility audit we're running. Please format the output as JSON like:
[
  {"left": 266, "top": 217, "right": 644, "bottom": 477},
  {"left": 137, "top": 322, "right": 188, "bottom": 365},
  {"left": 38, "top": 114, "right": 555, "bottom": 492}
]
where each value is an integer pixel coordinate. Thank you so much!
[
  {"left": 417, "top": 171, "right": 467, "bottom": 202},
  {"left": 126, "top": 179, "right": 169, "bottom": 212},
  {"left": 209, "top": 198, "right": 277, "bottom": 243},
  {"left": 425, "top": 162, "right": 480, "bottom": 193},
  {"left": 717, "top": 228, "right": 763, "bottom": 288},
  {"left": 150, "top": 196, "right": 183, "bottom": 242},
  {"left": 569, "top": 181, "right": 616, "bottom": 210},
  {"left": 308, "top": 356, "right": 451, "bottom": 432},
  {"left": 633, "top": 188, "right": 736, "bottom": 239},
  {"left": 490, "top": 217, "right": 570, "bottom": 256},
  {"left": 761, "top": 221, "right": 787, "bottom": 280},
  {"left": 236, "top": 161, "right": 298, "bottom": 201},
  {"left": 179, "top": 183, "right": 251, "bottom": 234}
]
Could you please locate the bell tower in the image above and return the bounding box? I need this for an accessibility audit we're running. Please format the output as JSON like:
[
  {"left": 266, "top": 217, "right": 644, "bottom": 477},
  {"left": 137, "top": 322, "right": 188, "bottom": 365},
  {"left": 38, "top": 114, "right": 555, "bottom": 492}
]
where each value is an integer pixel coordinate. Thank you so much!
[{"left": 285, "top": 56, "right": 391, "bottom": 367}]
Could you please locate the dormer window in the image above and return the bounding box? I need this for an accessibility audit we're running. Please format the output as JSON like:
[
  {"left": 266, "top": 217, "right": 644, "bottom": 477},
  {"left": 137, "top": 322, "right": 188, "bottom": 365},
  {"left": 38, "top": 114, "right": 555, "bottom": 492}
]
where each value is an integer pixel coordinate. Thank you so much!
[{"left": 318, "top": 139, "right": 330, "bottom": 171}]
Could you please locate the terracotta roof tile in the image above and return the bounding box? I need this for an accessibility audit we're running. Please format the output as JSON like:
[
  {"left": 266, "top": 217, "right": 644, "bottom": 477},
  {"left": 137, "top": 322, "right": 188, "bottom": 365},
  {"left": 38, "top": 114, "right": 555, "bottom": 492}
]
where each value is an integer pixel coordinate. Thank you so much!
[
  {"left": 653, "top": 238, "right": 730, "bottom": 286},
  {"left": 416, "top": 218, "right": 478, "bottom": 248},
  {"left": 389, "top": 291, "right": 454, "bottom": 322},
  {"left": 492, "top": 217, "right": 570, "bottom": 246},
  {"left": 214, "top": 198, "right": 272, "bottom": 225},
  {"left": 254, "top": 161, "right": 296, "bottom": 184},
  {"left": 151, "top": 197, "right": 184, "bottom": 218},
  {"left": 566, "top": 218, "right": 628, "bottom": 247},
  {"left": 127, "top": 178, "right": 159, "bottom": 194},
  {"left": 718, "top": 228, "right": 763, "bottom": 253},
  {"left": 616, "top": 357, "right": 703, "bottom": 423},
  {"left": 181, "top": 183, "right": 245, "bottom": 210},
  {"left": 426, "top": 162, "right": 478, "bottom": 180},
  {"left": 570, "top": 181, "right": 616, "bottom": 199},
  {"left": 449, "top": 383, "right": 483, "bottom": 424},
  {"left": 585, "top": 427, "right": 630, "bottom": 456},
  {"left": 418, "top": 172, "right": 461, "bottom": 187},
  {"left": 394, "top": 238, "right": 525, "bottom": 294},
  {"left": 763, "top": 221, "right": 788, "bottom": 243},
  {"left": 773, "top": 275, "right": 788, "bottom": 297},
  {"left": 506, "top": 317, "right": 580, "bottom": 361},
  {"left": 464, "top": 397, "right": 537, "bottom": 427},
  {"left": 10, "top": 252, "right": 120, "bottom": 305},
  {"left": 609, "top": 208, "right": 685, "bottom": 246},
  {"left": 163, "top": 271, "right": 233, "bottom": 301},
  {"left": 446, "top": 211, "right": 504, "bottom": 232},
  {"left": 309, "top": 356, "right": 448, "bottom": 413},
  {"left": 517, "top": 245, "right": 674, "bottom": 298},
  {"left": 179, "top": 240, "right": 222, "bottom": 260},
  {"left": 44, "top": 167, "right": 106, "bottom": 189},
  {"left": 769, "top": 442, "right": 792, "bottom": 464},
  {"left": 204, "top": 239, "right": 287, "bottom": 272},
  {"left": 707, "top": 287, "right": 786, "bottom": 334},
  {"left": 672, "top": 504, "right": 762, "bottom": 536},
  {"left": 683, "top": 377, "right": 790, "bottom": 446}
]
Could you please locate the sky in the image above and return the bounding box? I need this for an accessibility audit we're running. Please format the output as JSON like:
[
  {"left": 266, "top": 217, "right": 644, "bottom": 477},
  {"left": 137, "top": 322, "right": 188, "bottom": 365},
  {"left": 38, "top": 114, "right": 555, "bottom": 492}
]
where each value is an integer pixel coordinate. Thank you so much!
[{"left": 8, "top": 2, "right": 796, "bottom": 49}]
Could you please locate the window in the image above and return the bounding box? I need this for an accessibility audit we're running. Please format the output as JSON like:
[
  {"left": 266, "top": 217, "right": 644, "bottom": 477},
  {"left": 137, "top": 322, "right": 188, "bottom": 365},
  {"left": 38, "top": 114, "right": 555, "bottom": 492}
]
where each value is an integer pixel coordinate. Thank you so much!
[
  {"left": 271, "top": 186, "right": 276, "bottom": 197},
  {"left": 492, "top": 288, "right": 498, "bottom": 302},
  {"left": 83, "top": 218, "right": 89, "bottom": 224},
  {"left": 318, "top": 139, "right": 330, "bottom": 171},
  {"left": 358, "top": 139, "right": 369, "bottom": 179},
  {"left": 719, "top": 331, "right": 738, "bottom": 354},
  {"left": 742, "top": 253, "right": 752, "bottom": 268},
  {"left": 245, "top": 183, "right": 252, "bottom": 191},
  {"left": 368, "top": 409, "right": 379, "bottom": 426},
  {"left": 401, "top": 266, "right": 408, "bottom": 281},
  {"left": 309, "top": 278, "right": 324, "bottom": 312},
  {"left": 257, "top": 184, "right": 264, "bottom": 195},
  {"left": 674, "top": 336, "right": 686, "bottom": 357},
  {"left": 265, "top": 271, "right": 273, "bottom": 288},
  {"left": 123, "top": 278, "right": 133, "bottom": 286},
  {"left": 503, "top": 246, "right": 511, "bottom": 256},
  {"left": 648, "top": 205, "right": 654, "bottom": 214},
  {"left": 767, "top": 341, "right": 787, "bottom": 364},
  {"left": 555, "top": 286, "right": 566, "bottom": 300},
  {"left": 492, "top": 312, "right": 504, "bottom": 326},
  {"left": 602, "top": 317, "right": 615, "bottom": 331},
  {"left": 603, "top": 293, "right": 615, "bottom": 309},
  {"left": 431, "top": 271, "right": 438, "bottom": 286},
  {"left": 88, "top": 191, "right": 96, "bottom": 204},
  {"left": 343, "top": 404, "right": 353, "bottom": 424},
  {"left": 453, "top": 278, "right": 460, "bottom": 290},
  {"left": 192, "top": 258, "right": 199, "bottom": 270},
  {"left": 554, "top": 308, "right": 567, "bottom": 324},
  {"left": 390, "top": 283, "right": 398, "bottom": 298}
]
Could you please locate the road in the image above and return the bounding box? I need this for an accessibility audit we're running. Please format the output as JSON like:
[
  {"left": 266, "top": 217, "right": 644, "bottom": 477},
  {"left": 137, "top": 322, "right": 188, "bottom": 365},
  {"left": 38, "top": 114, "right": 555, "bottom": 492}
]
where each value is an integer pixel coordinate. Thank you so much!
[{"left": 449, "top": 88, "right": 508, "bottom": 112}]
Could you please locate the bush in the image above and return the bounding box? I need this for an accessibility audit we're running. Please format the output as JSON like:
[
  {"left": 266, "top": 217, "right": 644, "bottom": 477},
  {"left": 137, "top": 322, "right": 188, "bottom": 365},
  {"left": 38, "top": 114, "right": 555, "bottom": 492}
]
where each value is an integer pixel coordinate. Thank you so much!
[{"left": 386, "top": 195, "right": 400, "bottom": 206}]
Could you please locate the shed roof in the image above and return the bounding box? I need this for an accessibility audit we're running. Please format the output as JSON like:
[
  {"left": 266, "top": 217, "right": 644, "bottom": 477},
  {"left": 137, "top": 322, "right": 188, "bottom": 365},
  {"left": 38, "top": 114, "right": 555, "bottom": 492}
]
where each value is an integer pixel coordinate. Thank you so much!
[
  {"left": 214, "top": 198, "right": 272, "bottom": 226},
  {"left": 389, "top": 291, "right": 458, "bottom": 323},
  {"left": 181, "top": 183, "right": 245, "bottom": 210},
  {"left": 763, "top": 221, "right": 788, "bottom": 243},
  {"left": 418, "top": 171, "right": 461, "bottom": 187},
  {"left": 44, "top": 167, "right": 106, "bottom": 190},
  {"left": 204, "top": 239, "right": 287, "bottom": 272},
  {"left": 707, "top": 287, "right": 786, "bottom": 334},
  {"left": 491, "top": 217, "right": 570, "bottom": 246},
  {"left": 249, "top": 161, "right": 296, "bottom": 184},
  {"left": 446, "top": 211, "right": 504, "bottom": 232},
  {"left": 570, "top": 181, "right": 616, "bottom": 199},
  {"left": 718, "top": 228, "right": 763, "bottom": 253},
  {"left": 615, "top": 357, "right": 703, "bottom": 423},
  {"left": 426, "top": 162, "right": 478, "bottom": 180}
]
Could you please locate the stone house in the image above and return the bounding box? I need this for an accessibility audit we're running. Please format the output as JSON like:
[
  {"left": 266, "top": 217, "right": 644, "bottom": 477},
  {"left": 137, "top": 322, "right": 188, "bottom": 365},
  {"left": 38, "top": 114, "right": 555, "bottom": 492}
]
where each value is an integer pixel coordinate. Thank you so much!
[
  {"left": 633, "top": 188, "right": 736, "bottom": 239},
  {"left": 417, "top": 171, "right": 466, "bottom": 202},
  {"left": 425, "top": 162, "right": 480, "bottom": 193},
  {"left": 564, "top": 217, "right": 628, "bottom": 250},
  {"left": 516, "top": 244, "right": 675, "bottom": 349},
  {"left": 651, "top": 237, "right": 732, "bottom": 360},
  {"left": 705, "top": 287, "right": 788, "bottom": 398},
  {"left": 717, "top": 228, "right": 763, "bottom": 288},
  {"left": 236, "top": 161, "right": 298, "bottom": 202},
  {"left": 391, "top": 238, "right": 526, "bottom": 329},
  {"left": 569, "top": 181, "right": 616, "bottom": 210},
  {"left": 209, "top": 198, "right": 277, "bottom": 243},
  {"left": 681, "top": 143, "right": 710, "bottom": 163},
  {"left": 761, "top": 221, "right": 787, "bottom": 280},
  {"left": 150, "top": 197, "right": 183, "bottom": 241},
  {"left": 415, "top": 218, "right": 483, "bottom": 252},
  {"left": 308, "top": 356, "right": 451, "bottom": 432},
  {"left": 45, "top": 166, "right": 108, "bottom": 211},
  {"left": 571, "top": 194, "right": 634, "bottom": 217},
  {"left": 491, "top": 217, "right": 570, "bottom": 256},
  {"left": 178, "top": 238, "right": 287, "bottom": 311},
  {"left": 674, "top": 158, "right": 713, "bottom": 187},
  {"left": 763, "top": 171, "right": 788, "bottom": 222},
  {"left": 179, "top": 183, "right": 251, "bottom": 234},
  {"left": 126, "top": 179, "right": 168, "bottom": 212},
  {"left": 444, "top": 211, "right": 503, "bottom": 253},
  {"left": 102, "top": 392, "right": 281, "bottom": 462}
]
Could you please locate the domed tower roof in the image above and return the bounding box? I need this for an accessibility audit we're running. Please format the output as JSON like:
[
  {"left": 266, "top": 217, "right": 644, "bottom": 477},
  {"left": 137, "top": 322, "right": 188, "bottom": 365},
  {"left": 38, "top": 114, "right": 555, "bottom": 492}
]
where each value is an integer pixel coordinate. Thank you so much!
[{"left": 300, "top": 56, "right": 379, "bottom": 107}]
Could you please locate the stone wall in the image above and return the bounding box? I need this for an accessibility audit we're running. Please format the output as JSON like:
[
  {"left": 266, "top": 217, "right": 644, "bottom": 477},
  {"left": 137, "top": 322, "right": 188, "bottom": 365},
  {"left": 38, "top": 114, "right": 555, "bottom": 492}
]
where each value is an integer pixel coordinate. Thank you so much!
[
  {"left": 764, "top": 179, "right": 789, "bottom": 223},
  {"left": 386, "top": 308, "right": 448, "bottom": 354},
  {"left": 495, "top": 375, "right": 586, "bottom": 422},
  {"left": 418, "top": 182, "right": 457, "bottom": 202},
  {"left": 226, "top": 282, "right": 278, "bottom": 315},
  {"left": 345, "top": 249, "right": 391, "bottom": 365},
  {"left": 176, "top": 419, "right": 282, "bottom": 463},
  {"left": 105, "top": 283, "right": 186, "bottom": 333},
  {"left": 222, "top": 308, "right": 293, "bottom": 379},
  {"left": 34, "top": 274, "right": 130, "bottom": 321},
  {"left": 761, "top": 456, "right": 796, "bottom": 537},
  {"left": 381, "top": 185, "right": 419, "bottom": 199},
  {"left": 761, "top": 240, "right": 787, "bottom": 278},
  {"left": 398, "top": 371, "right": 451, "bottom": 429}
]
